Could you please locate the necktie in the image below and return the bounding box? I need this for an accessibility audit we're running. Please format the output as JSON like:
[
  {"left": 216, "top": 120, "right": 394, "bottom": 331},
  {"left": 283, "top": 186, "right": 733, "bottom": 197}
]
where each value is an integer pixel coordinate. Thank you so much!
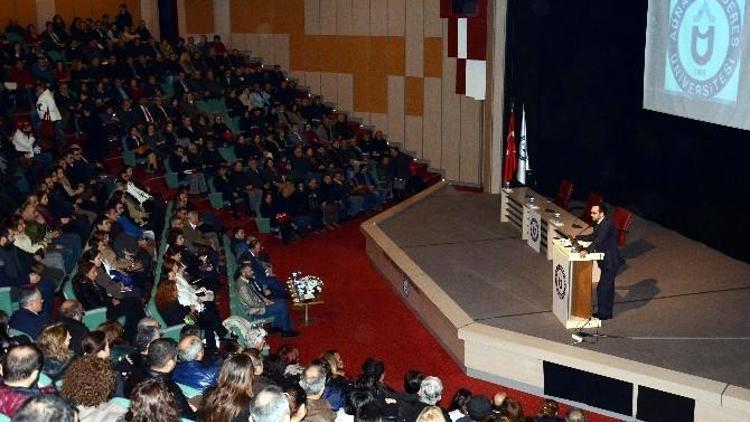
[{"left": 141, "top": 105, "right": 153, "bottom": 122}]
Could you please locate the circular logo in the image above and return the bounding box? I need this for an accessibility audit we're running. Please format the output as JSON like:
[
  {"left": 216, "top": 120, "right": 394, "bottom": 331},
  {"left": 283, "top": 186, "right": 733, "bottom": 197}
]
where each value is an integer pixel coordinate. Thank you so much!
[
  {"left": 667, "top": 0, "right": 742, "bottom": 99},
  {"left": 554, "top": 264, "right": 567, "bottom": 300},
  {"left": 530, "top": 217, "right": 540, "bottom": 242}
]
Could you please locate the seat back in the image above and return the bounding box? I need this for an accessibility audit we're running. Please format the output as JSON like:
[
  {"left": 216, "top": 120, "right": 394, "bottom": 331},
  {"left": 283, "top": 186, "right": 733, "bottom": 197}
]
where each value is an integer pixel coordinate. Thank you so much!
[
  {"left": 553, "top": 180, "right": 574, "bottom": 210},
  {"left": 581, "top": 192, "right": 605, "bottom": 224},
  {"left": 612, "top": 206, "right": 634, "bottom": 246}
]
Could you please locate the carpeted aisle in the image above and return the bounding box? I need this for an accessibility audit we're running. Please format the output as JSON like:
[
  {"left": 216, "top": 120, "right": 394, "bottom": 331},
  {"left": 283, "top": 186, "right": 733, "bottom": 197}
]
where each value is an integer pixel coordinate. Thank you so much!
[{"left": 228, "top": 214, "right": 622, "bottom": 422}]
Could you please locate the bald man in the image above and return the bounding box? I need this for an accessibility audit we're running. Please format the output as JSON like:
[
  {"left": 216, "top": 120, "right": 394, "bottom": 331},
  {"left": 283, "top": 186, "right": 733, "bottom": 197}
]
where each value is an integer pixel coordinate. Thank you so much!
[{"left": 57, "top": 300, "right": 89, "bottom": 354}]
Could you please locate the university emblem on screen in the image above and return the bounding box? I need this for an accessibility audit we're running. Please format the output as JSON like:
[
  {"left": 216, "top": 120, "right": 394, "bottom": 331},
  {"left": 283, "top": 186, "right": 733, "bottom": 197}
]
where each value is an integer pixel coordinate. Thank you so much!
[
  {"left": 554, "top": 264, "right": 566, "bottom": 300},
  {"left": 665, "top": 0, "right": 744, "bottom": 102}
]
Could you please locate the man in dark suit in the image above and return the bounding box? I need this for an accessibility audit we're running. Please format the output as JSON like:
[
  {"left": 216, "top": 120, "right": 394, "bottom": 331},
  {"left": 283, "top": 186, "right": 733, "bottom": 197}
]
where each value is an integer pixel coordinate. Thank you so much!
[
  {"left": 9, "top": 287, "right": 49, "bottom": 339},
  {"left": 578, "top": 204, "right": 623, "bottom": 320},
  {"left": 57, "top": 300, "right": 89, "bottom": 354}
]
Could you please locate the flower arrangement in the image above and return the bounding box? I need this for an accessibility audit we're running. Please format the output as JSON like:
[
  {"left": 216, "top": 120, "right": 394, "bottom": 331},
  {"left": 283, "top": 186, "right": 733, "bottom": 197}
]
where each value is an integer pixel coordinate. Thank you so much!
[{"left": 286, "top": 271, "right": 324, "bottom": 303}]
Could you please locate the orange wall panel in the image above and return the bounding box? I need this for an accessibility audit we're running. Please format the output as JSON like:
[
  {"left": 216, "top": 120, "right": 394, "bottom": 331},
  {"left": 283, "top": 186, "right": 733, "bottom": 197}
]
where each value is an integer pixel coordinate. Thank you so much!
[
  {"left": 54, "top": 0, "right": 140, "bottom": 22},
  {"left": 0, "top": 0, "right": 38, "bottom": 27},
  {"left": 405, "top": 77, "right": 424, "bottom": 116},
  {"left": 185, "top": 0, "right": 214, "bottom": 34},
  {"left": 385, "top": 37, "right": 405, "bottom": 75},
  {"left": 423, "top": 37, "right": 442, "bottom": 78}
]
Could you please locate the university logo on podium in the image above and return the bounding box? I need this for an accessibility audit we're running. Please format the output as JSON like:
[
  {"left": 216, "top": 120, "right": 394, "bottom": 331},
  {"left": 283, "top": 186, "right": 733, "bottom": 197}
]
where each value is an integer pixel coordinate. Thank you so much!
[
  {"left": 665, "top": 0, "right": 744, "bottom": 102},
  {"left": 527, "top": 210, "right": 541, "bottom": 253},
  {"left": 554, "top": 264, "right": 567, "bottom": 300}
]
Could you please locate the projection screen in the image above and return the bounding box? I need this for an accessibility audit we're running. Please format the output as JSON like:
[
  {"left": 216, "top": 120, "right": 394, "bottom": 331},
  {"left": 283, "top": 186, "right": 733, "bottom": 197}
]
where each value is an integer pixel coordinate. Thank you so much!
[{"left": 643, "top": 0, "right": 750, "bottom": 130}]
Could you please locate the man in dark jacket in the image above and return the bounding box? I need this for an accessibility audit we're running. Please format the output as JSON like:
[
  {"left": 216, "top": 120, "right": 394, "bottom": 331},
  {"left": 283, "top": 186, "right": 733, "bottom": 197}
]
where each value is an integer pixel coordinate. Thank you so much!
[
  {"left": 124, "top": 338, "right": 196, "bottom": 420},
  {"left": 57, "top": 300, "right": 89, "bottom": 354},
  {"left": 9, "top": 288, "right": 49, "bottom": 339},
  {"left": 0, "top": 344, "right": 57, "bottom": 417},
  {"left": 172, "top": 335, "right": 220, "bottom": 391},
  {"left": 578, "top": 204, "right": 623, "bottom": 320}
]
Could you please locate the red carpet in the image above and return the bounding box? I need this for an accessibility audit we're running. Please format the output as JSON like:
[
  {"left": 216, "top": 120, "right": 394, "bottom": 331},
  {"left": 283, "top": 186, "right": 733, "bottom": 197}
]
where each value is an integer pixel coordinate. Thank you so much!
[{"left": 220, "top": 211, "right": 622, "bottom": 421}]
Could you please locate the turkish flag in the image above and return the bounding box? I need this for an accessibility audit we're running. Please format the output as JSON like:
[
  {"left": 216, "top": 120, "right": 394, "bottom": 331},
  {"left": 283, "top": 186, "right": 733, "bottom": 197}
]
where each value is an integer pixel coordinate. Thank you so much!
[{"left": 503, "top": 108, "right": 517, "bottom": 187}]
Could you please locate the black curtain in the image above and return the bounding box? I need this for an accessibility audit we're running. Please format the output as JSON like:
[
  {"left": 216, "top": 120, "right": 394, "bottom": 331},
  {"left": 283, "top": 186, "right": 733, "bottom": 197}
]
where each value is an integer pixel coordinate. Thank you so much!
[
  {"left": 158, "top": 0, "right": 179, "bottom": 42},
  {"left": 503, "top": 0, "right": 750, "bottom": 263}
]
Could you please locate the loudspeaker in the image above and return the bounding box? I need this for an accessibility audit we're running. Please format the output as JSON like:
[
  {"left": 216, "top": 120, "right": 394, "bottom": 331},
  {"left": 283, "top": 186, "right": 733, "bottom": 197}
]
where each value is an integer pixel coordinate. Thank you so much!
[
  {"left": 452, "top": 0, "right": 478, "bottom": 16},
  {"left": 637, "top": 386, "right": 694, "bottom": 422},
  {"left": 543, "top": 361, "right": 633, "bottom": 416}
]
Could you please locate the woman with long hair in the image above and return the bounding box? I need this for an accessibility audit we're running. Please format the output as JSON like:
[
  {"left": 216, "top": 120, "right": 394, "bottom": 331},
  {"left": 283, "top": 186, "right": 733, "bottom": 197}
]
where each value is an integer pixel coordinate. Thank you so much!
[
  {"left": 123, "top": 378, "right": 181, "bottom": 422},
  {"left": 200, "top": 354, "right": 255, "bottom": 422},
  {"left": 37, "top": 322, "right": 73, "bottom": 381}
]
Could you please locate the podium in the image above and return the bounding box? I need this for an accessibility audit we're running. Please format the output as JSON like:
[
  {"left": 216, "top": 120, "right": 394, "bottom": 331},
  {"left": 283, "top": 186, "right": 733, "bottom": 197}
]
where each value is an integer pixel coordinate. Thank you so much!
[{"left": 551, "top": 237, "right": 604, "bottom": 329}]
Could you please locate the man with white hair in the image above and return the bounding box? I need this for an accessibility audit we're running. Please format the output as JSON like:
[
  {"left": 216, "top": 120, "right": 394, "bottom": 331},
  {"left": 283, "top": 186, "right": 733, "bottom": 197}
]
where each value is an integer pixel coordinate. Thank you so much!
[
  {"left": 299, "top": 364, "right": 335, "bottom": 422},
  {"left": 172, "top": 335, "right": 220, "bottom": 390},
  {"left": 250, "top": 385, "right": 291, "bottom": 422},
  {"left": 401, "top": 376, "right": 450, "bottom": 422}
]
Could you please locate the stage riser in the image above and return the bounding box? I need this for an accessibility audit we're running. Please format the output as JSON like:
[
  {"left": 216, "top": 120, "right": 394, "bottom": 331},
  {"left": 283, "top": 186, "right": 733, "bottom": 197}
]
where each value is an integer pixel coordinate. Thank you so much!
[
  {"left": 459, "top": 325, "right": 750, "bottom": 421},
  {"left": 365, "top": 236, "right": 466, "bottom": 366}
]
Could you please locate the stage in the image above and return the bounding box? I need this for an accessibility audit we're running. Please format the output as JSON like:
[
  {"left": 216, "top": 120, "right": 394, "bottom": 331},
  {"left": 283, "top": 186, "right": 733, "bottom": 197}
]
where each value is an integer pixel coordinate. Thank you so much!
[{"left": 361, "top": 182, "right": 750, "bottom": 421}]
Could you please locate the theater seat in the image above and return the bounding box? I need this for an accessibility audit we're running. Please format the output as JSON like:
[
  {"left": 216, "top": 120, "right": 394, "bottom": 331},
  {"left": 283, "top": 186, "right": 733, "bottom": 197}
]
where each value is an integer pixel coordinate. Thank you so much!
[
  {"left": 581, "top": 192, "right": 605, "bottom": 224},
  {"left": 613, "top": 206, "right": 634, "bottom": 246},
  {"left": 553, "top": 179, "right": 574, "bottom": 210}
]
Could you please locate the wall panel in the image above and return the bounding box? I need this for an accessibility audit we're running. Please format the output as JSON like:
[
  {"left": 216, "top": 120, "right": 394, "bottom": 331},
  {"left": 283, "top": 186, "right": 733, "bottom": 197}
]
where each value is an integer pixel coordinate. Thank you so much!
[
  {"left": 256, "top": 33, "right": 275, "bottom": 64},
  {"left": 369, "top": 0, "right": 388, "bottom": 36},
  {"left": 405, "top": 77, "right": 424, "bottom": 116},
  {"left": 336, "top": 0, "right": 353, "bottom": 35},
  {"left": 370, "top": 113, "right": 389, "bottom": 138},
  {"left": 337, "top": 73, "right": 354, "bottom": 113},
  {"left": 405, "top": 0, "right": 424, "bottom": 77},
  {"left": 319, "top": 0, "right": 337, "bottom": 35},
  {"left": 424, "top": 37, "right": 443, "bottom": 78},
  {"left": 387, "top": 75, "right": 405, "bottom": 143},
  {"left": 320, "top": 72, "right": 339, "bottom": 105},
  {"left": 304, "top": 0, "right": 321, "bottom": 34},
  {"left": 274, "top": 34, "right": 290, "bottom": 69},
  {"left": 405, "top": 115, "right": 424, "bottom": 157},
  {"left": 423, "top": 0, "right": 442, "bottom": 37},
  {"left": 230, "top": 32, "right": 247, "bottom": 51},
  {"left": 185, "top": 0, "right": 214, "bottom": 34},
  {"left": 422, "top": 77, "right": 443, "bottom": 168},
  {"left": 245, "top": 33, "right": 260, "bottom": 58},
  {"left": 386, "top": 0, "right": 405, "bottom": 36},
  {"left": 351, "top": 0, "right": 370, "bottom": 36},
  {"left": 441, "top": 21, "right": 461, "bottom": 180},
  {"left": 306, "top": 71, "right": 322, "bottom": 94},
  {"left": 1, "top": 0, "right": 38, "bottom": 27},
  {"left": 459, "top": 96, "right": 482, "bottom": 184}
]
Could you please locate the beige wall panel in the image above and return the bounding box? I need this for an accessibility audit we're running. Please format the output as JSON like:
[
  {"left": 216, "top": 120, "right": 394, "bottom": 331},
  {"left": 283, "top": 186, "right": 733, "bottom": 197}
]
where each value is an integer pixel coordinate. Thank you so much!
[
  {"left": 337, "top": 73, "right": 354, "bottom": 113},
  {"left": 288, "top": 71, "right": 306, "bottom": 86},
  {"left": 370, "top": 113, "right": 388, "bottom": 135},
  {"left": 306, "top": 72, "right": 322, "bottom": 95},
  {"left": 351, "top": 0, "right": 371, "bottom": 35},
  {"left": 369, "top": 0, "right": 388, "bottom": 36},
  {"left": 441, "top": 22, "right": 461, "bottom": 181},
  {"left": 213, "top": 0, "right": 231, "bottom": 42},
  {"left": 304, "top": 0, "right": 321, "bottom": 35},
  {"left": 423, "top": 0, "right": 441, "bottom": 37},
  {"left": 405, "top": 116, "right": 423, "bottom": 158},
  {"left": 320, "top": 72, "right": 339, "bottom": 105},
  {"left": 319, "top": 0, "right": 337, "bottom": 35},
  {"left": 336, "top": 0, "right": 353, "bottom": 35},
  {"left": 230, "top": 33, "right": 247, "bottom": 52},
  {"left": 352, "top": 111, "right": 371, "bottom": 126},
  {"left": 273, "top": 34, "right": 290, "bottom": 69},
  {"left": 422, "top": 77, "right": 442, "bottom": 169},
  {"left": 245, "top": 33, "right": 260, "bottom": 57},
  {"left": 405, "top": 0, "right": 424, "bottom": 77},
  {"left": 387, "top": 75, "right": 405, "bottom": 143},
  {"left": 386, "top": 0, "right": 405, "bottom": 36},
  {"left": 37, "top": 0, "right": 56, "bottom": 31},
  {"left": 459, "top": 96, "right": 482, "bottom": 184}
]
